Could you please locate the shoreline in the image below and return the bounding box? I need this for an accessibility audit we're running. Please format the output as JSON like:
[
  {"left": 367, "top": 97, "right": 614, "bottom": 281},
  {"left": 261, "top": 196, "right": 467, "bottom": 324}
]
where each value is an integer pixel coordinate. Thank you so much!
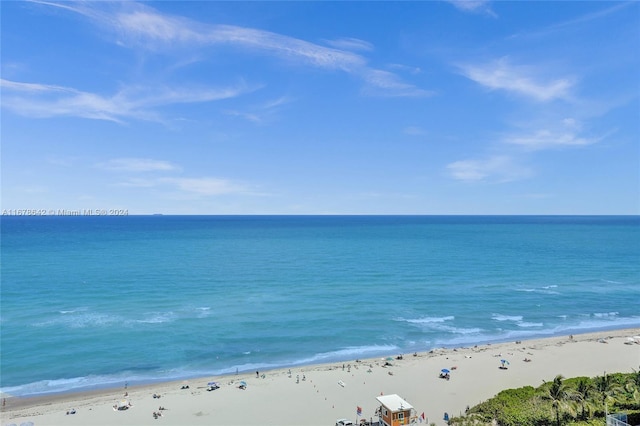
[
  {"left": 2, "top": 328, "right": 639, "bottom": 425},
  {"left": 4, "top": 323, "right": 639, "bottom": 400}
]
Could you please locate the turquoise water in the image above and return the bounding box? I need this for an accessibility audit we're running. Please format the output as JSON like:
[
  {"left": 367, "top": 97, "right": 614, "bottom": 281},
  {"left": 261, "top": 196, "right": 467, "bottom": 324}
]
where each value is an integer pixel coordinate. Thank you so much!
[{"left": 1, "top": 215, "right": 639, "bottom": 396}]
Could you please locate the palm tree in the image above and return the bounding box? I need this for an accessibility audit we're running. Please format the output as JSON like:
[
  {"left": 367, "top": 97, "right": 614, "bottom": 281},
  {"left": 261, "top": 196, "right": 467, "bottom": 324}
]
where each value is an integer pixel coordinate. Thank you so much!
[
  {"left": 595, "top": 372, "right": 623, "bottom": 415},
  {"left": 596, "top": 372, "right": 612, "bottom": 414},
  {"left": 573, "top": 377, "right": 594, "bottom": 420},
  {"left": 544, "top": 375, "right": 572, "bottom": 426},
  {"left": 623, "top": 368, "right": 640, "bottom": 408}
]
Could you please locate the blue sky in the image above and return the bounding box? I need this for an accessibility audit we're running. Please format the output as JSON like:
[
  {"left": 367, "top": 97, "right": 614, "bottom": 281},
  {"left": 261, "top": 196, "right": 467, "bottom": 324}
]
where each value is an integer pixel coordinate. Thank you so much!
[{"left": 2, "top": 1, "right": 639, "bottom": 215}]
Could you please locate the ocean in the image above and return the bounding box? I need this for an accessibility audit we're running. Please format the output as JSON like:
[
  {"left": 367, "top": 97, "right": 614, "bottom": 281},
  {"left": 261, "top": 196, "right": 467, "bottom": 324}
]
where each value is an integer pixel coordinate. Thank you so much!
[{"left": 1, "top": 215, "right": 639, "bottom": 397}]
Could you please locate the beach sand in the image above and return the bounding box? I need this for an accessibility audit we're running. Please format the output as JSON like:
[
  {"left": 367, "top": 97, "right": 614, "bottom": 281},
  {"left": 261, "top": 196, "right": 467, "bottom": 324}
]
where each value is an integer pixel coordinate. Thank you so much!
[{"left": 2, "top": 328, "right": 639, "bottom": 426}]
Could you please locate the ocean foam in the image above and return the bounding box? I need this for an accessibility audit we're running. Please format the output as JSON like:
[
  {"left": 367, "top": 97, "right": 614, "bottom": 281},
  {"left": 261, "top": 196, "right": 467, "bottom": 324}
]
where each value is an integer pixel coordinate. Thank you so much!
[
  {"left": 294, "top": 345, "right": 400, "bottom": 365},
  {"left": 491, "top": 314, "right": 523, "bottom": 322},
  {"left": 592, "top": 312, "right": 619, "bottom": 318},
  {"left": 515, "top": 285, "right": 560, "bottom": 295},
  {"left": 517, "top": 322, "right": 544, "bottom": 328},
  {"left": 401, "top": 316, "right": 455, "bottom": 324},
  {"left": 33, "top": 311, "right": 122, "bottom": 329}
]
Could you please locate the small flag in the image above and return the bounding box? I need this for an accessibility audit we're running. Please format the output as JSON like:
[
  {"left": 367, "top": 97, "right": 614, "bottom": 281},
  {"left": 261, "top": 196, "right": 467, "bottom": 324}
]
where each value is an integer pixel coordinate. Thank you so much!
[
  {"left": 421, "top": 412, "right": 425, "bottom": 420},
  {"left": 357, "top": 406, "right": 362, "bottom": 416}
]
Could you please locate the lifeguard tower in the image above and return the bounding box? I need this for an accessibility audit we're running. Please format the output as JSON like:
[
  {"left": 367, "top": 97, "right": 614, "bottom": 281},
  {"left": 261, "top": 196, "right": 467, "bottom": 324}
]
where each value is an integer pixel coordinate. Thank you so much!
[{"left": 375, "top": 394, "right": 417, "bottom": 426}]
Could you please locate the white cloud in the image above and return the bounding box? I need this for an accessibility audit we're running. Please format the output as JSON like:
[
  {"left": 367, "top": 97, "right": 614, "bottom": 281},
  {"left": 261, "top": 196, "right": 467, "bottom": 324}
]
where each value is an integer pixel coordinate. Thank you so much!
[
  {"left": 1, "top": 78, "right": 254, "bottom": 122},
  {"left": 104, "top": 157, "right": 251, "bottom": 195},
  {"left": 388, "top": 64, "right": 422, "bottom": 75},
  {"left": 161, "top": 177, "right": 247, "bottom": 196},
  {"left": 362, "top": 70, "right": 433, "bottom": 97},
  {"left": 116, "top": 8, "right": 202, "bottom": 44},
  {"left": 502, "top": 118, "right": 602, "bottom": 151},
  {"left": 224, "top": 95, "right": 293, "bottom": 124},
  {"left": 120, "top": 176, "right": 249, "bottom": 196},
  {"left": 98, "top": 158, "right": 179, "bottom": 172},
  {"left": 459, "top": 57, "right": 574, "bottom": 102},
  {"left": 223, "top": 110, "right": 263, "bottom": 124},
  {"left": 1, "top": 79, "right": 74, "bottom": 94},
  {"left": 324, "top": 37, "right": 374, "bottom": 52},
  {"left": 1, "top": 80, "right": 125, "bottom": 122},
  {"left": 504, "top": 129, "right": 596, "bottom": 150},
  {"left": 202, "top": 24, "right": 367, "bottom": 72},
  {"left": 33, "top": 1, "right": 426, "bottom": 98},
  {"left": 508, "top": 2, "right": 632, "bottom": 39},
  {"left": 446, "top": 155, "right": 532, "bottom": 182},
  {"left": 447, "top": 0, "right": 496, "bottom": 17}
]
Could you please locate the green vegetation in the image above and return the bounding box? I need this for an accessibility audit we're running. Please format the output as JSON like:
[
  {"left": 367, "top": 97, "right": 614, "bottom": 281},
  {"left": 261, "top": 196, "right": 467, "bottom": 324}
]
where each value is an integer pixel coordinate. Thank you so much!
[{"left": 449, "top": 370, "right": 640, "bottom": 426}]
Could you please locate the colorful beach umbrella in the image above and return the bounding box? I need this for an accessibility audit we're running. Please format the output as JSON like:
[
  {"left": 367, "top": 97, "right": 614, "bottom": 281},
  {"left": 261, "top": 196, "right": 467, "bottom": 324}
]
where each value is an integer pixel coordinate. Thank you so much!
[
  {"left": 441, "top": 368, "right": 450, "bottom": 374},
  {"left": 500, "top": 359, "right": 510, "bottom": 366}
]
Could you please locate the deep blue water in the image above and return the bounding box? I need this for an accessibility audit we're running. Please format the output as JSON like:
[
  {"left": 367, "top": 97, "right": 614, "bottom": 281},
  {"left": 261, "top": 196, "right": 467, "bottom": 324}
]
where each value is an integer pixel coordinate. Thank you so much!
[{"left": 1, "top": 215, "right": 639, "bottom": 396}]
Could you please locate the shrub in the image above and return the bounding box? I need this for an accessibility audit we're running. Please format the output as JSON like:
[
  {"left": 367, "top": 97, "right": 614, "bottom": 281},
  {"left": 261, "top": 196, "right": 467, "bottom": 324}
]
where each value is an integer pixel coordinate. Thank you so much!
[{"left": 449, "top": 372, "right": 639, "bottom": 426}]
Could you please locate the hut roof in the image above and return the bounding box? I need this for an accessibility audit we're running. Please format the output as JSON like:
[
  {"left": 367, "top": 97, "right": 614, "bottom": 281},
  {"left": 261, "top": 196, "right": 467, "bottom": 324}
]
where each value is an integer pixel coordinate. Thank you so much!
[{"left": 375, "top": 394, "right": 413, "bottom": 412}]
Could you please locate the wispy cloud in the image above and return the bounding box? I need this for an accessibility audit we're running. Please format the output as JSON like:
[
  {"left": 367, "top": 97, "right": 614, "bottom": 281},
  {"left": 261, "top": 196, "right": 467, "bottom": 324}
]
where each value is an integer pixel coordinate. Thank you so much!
[
  {"left": 99, "top": 155, "right": 253, "bottom": 196},
  {"left": 1, "top": 79, "right": 75, "bottom": 94},
  {"left": 324, "top": 37, "right": 374, "bottom": 52},
  {"left": 120, "top": 176, "right": 250, "bottom": 196},
  {"left": 446, "top": 155, "right": 532, "bottom": 182},
  {"left": 1, "top": 78, "right": 253, "bottom": 123},
  {"left": 31, "top": 1, "right": 427, "bottom": 98},
  {"left": 224, "top": 95, "right": 293, "bottom": 124},
  {"left": 201, "top": 24, "right": 367, "bottom": 72},
  {"left": 458, "top": 57, "right": 574, "bottom": 102},
  {"left": 362, "top": 70, "right": 433, "bottom": 97},
  {"left": 504, "top": 129, "right": 597, "bottom": 150},
  {"left": 508, "top": 2, "right": 633, "bottom": 40},
  {"left": 161, "top": 177, "right": 248, "bottom": 196},
  {"left": 501, "top": 117, "right": 606, "bottom": 151},
  {"left": 98, "top": 158, "right": 180, "bottom": 172},
  {"left": 446, "top": 0, "right": 497, "bottom": 17},
  {"left": 446, "top": 117, "right": 606, "bottom": 182},
  {"left": 388, "top": 63, "right": 422, "bottom": 75}
]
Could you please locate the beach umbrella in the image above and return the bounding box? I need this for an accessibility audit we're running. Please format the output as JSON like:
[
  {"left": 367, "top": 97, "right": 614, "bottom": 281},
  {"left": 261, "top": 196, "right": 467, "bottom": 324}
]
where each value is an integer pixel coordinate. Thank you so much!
[
  {"left": 386, "top": 357, "right": 394, "bottom": 361},
  {"left": 441, "top": 369, "right": 450, "bottom": 374},
  {"left": 500, "top": 359, "right": 510, "bottom": 366},
  {"left": 207, "top": 381, "right": 218, "bottom": 386}
]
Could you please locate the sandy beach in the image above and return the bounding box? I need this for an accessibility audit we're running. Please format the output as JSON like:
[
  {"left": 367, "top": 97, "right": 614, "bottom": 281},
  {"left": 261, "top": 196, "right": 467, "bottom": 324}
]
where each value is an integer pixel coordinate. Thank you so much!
[{"left": 2, "top": 328, "right": 639, "bottom": 426}]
